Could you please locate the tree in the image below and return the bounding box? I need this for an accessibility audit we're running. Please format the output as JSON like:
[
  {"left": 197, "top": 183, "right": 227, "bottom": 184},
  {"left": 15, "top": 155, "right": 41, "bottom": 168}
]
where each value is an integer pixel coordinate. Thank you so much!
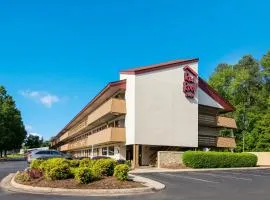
[
  {"left": 24, "top": 134, "right": 43, "bottom": 149},
  {"left": 41, "top": 140, "right": 50, "bottom": 147},
  {"left": 208, "top": 52, "right": 270, "bottom": 152},
  {"left": 0, "top": 86, "right": 27, "bottom": 157}
]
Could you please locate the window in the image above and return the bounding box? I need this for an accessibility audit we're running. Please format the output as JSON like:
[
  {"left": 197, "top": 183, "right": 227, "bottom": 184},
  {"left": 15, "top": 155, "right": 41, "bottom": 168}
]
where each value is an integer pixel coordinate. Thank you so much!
[
  {"left": 35, "top": 151, "right": 47, "bottom": 155},
  {"left": 102, "top": 147, "right": 108, "bottom": 156},
  {"left": 51, "top": 151, "right": 61, "bottom": 155},
  {"left": 108, "top": 146, "right": 114, "bottom": 156}
]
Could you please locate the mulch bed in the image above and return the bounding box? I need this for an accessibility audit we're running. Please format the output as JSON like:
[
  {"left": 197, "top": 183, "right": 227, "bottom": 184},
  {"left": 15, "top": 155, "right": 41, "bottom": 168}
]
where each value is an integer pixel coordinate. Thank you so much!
[{"left": 16, "top": 176, "right": 145, "bottom": 189}]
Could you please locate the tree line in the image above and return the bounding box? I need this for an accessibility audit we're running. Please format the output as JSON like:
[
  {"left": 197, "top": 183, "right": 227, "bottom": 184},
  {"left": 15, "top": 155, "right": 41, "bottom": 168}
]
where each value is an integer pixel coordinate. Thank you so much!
[
  {"left": 0, "top": 86, "right": 27, "bottom": 157},
  {"left": 209, "top": 50, "right": 270, "bottom": 152}
]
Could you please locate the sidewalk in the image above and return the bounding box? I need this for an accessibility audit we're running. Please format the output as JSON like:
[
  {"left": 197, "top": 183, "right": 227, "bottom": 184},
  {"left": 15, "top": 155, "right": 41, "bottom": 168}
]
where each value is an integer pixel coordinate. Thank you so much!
[{"left": 129, "top": 166, "right": 270, "bottom": 174}]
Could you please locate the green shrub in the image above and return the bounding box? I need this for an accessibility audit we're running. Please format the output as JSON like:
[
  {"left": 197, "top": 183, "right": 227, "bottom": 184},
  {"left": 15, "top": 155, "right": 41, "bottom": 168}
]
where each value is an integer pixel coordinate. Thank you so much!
[
  {"left": 46, "top": 164, "right": 71, "bottom": 180},
  {"left": 16, "top": 171, "right": 31, "bottom": 182},
  {"left": 92, "top": 158, "right": 117, "bottom": 177},
  {"left": 183, "top": 151, "right": 258, "bottom": 168},
  {"left": 79, "top": 158, "right": 95, "bottom": 168},
  {"left": 113, "top": 164, "right": 129, "bottom": 181},
  {"left": 75, "top": 167, "right": 95, "bottom": 184},
  {"left": 41, "top": 158, "right": 70, "bottom": 173},
  {"left": 69, "top": 159, "right": 80, "bottom": 168},
  {"left": 30, "top": 159, "right": 45, "bottom": 169},
  {"left": 70, "top": 167, "right": 78, "bottom": 178}
]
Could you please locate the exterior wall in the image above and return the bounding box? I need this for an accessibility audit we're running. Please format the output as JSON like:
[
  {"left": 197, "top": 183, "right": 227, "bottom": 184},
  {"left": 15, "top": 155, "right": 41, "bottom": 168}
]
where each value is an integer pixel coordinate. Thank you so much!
[
  {"left": 248, "top": 152, "right": 270, "bottom": 166},
  {"left": 120, "top": 74, "right": 136, "bottom": 145},
  {"left": 157, "top": 151, "right": 184, "bottom": 168},
  {"left": 198, "top": 88, "right": 223, "bottom": 109},
  {"left": 121, "top": 62, "right": 199, "bottom": 147}
]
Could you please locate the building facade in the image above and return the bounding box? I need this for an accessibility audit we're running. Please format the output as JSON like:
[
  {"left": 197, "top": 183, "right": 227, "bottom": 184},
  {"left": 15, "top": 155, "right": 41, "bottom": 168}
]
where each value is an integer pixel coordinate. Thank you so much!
[{"left": 51, "top": 58, "right": 237, "bottom": 167}]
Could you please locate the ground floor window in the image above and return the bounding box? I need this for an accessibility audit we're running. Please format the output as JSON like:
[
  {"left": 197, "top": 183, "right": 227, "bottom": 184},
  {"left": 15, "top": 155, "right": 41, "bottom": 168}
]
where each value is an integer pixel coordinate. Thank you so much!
[
  {"left": 108, "top": 146, "right": 114, "bottom": 156},
  {"left": 102, "top": 147, "right": 107, "bottom": 156}
]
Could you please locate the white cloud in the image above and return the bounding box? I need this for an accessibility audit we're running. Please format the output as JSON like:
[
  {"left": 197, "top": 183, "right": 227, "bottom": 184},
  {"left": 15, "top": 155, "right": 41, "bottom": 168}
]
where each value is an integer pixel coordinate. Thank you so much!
[
  {"left": 25, "top": 124, "right": 33, "bottom": 132},
  {"left": 25, "top": 124, "right": 43, "bottom": 139},
  {"left": 28, "top": 132, "right": 42, "bottom": 138},
  {"left": 20, "top": 90, "right": 60, "bottom": 108}
]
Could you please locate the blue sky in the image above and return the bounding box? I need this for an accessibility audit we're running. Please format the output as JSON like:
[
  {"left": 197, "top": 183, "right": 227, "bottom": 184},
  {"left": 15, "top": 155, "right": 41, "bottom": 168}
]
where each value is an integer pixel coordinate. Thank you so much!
[{"left": 0, "top": 0, "right": 269, "bottom": 140}]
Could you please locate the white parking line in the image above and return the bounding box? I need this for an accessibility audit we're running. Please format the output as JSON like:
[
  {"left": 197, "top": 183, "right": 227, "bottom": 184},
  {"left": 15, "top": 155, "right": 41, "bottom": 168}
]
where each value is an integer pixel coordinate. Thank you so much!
[
  {"left": 191, "top": 172, "right": 252, "bottom": 181},
  {"left": 161, "top": 173, "right": 219, "bottom": 184},
  {"left": 219, "top": 171, "right": 263, "bottom": 177}
]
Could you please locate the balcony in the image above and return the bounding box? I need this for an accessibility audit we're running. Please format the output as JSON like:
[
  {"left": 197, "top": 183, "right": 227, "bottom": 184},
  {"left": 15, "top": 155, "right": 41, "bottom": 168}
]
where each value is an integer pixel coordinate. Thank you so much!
[
  {"left": 86, "top": 127, "right": 125, "bottom": 146},
  {"left": 87, "top": 98, "right": 126, "bottom": 126},
  {"left": 59, "top": 144, "right": 69, "bottom": 151},
  {"left": 67, "top": 127, "right": 125, "bottom": 151},
  {"left": 217, "top": 116, "right": 237, "bottom": 129},
  {"left": 198, "top": 114, "right": 217, "bottom": 126},
  {"left": 60, "top": 132, "right": 69, "bottom": 141},
  {"left": 68, "top": 138, "right": 87, "bottom": 150},
  {"left": 216, "top": 136, "right": 236, "bottom": 148}
]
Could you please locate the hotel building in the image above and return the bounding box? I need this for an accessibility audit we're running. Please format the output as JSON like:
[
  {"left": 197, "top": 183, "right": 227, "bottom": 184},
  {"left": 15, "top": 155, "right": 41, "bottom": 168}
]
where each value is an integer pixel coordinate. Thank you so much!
[{"left": 51, "top": 58, "right": 237, "bottom": 168}]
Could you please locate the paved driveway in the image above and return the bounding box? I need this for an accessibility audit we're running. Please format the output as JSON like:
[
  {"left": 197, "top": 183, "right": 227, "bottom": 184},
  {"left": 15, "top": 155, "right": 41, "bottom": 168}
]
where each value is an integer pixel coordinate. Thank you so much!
[{"left": 1, "top": 161, "right": 270, "bottom": 200}]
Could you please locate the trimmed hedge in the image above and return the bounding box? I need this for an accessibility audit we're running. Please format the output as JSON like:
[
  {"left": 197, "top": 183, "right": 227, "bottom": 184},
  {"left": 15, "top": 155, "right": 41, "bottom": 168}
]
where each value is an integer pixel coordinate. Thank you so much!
[{"left": 183, "top": 151, "right": 258, "bottom": 168}]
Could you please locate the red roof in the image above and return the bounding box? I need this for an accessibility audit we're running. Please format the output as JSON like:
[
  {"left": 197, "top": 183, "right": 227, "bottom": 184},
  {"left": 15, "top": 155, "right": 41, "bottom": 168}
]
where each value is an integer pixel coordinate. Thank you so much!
[
  {"left": 120, "top": 58, "right": 234, "bottom": 112},
  {"left": 120, "top": 58, "right": 199, "bottom": 75}
]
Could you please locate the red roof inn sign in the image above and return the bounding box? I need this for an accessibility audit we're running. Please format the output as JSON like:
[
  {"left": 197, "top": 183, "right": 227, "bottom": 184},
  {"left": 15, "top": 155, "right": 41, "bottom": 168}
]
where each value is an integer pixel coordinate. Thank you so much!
[{"left": 183, "top": 66, "right": 198, "bottom": 98}]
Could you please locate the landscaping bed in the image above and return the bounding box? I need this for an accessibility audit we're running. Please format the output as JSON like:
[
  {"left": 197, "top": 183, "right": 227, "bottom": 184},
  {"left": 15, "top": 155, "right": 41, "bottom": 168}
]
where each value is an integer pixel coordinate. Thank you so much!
[
  {"left": 15, "top": 176, "right": 144, "bottom": 189},
  {"left": 15, "top": 158, "right": 145, "bottom": 190}
]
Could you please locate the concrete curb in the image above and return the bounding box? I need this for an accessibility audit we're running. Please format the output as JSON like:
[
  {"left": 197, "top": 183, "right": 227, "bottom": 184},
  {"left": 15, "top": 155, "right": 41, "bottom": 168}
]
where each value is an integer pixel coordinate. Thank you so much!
[
  {"left": 0, "top": 172, "right": 165, "bottom": 197},
  {"left": 129, "top": 166, "right": 270, "bottom": 174}
]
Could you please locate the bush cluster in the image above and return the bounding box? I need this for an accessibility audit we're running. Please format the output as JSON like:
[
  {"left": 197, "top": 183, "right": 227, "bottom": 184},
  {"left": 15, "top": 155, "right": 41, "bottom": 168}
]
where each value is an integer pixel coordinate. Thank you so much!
[
  {"left": 27, "top": 157, "right": 130, "bottom": 184},
  {"left": 113, "top": 164, "right": 129, "bottom": 181},
  {"left": 16, "top": 171, "right": 31, "bottom": 182},
  {"left": 183, "top": 151, "right": 258, "bottom": 168},
  {"left": 92, "top": 159, "right": 117, "bottom": 177},
  {"left": 30, "top": 159, "right": 45, "bottom": 169},
  {"left": 74, "top": 167, "right": 95, "bottom": 184}
]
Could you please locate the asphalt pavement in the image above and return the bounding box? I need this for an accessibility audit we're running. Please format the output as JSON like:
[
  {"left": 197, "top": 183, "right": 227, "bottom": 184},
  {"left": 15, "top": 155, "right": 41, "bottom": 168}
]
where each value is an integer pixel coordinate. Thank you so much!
[{"left": 1, "top": 161, "right": 270, "bottom": 200}]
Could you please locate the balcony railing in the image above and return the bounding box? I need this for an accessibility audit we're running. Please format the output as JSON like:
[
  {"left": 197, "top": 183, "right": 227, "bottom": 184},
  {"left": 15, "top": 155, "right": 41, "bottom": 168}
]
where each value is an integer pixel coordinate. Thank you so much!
[
  {"left": 87, "top": 98, "right": 126, "bottom": 126},
  {"left": 216, "top": 136, "right": 236, "bottom": 148},
  {"left": 59, "top": 144, "right": 69, "bottom": 151},
  {"left": 67, "top": 127, "right": 125, "bottom": 151},
  {"left": 198, "top": 114, "right": 217, "bottom": 126},
  {"left": 217, "top": 116, "right": 237, "bottom": 129},
  {"left": 57, "top": 98, "right": 126, "bottom": 144},
  {"left": 86, "top": 127, "right": 125, "bottom": 146}
]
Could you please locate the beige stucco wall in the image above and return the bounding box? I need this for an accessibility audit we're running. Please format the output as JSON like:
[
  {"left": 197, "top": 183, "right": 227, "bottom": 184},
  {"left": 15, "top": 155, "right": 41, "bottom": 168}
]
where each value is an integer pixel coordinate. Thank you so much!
[
  {"left": 249, "top": 152, "right": 270, "bottom": 166},
  {"left": 157, "top": 151, "right": 184, "bottom": 168}
]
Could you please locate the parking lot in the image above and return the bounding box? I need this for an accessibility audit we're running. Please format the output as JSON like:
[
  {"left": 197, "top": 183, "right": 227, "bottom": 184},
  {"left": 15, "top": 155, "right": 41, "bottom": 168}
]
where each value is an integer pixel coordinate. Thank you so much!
[
  {"left": 141, "top": 169, "right": 270, "bottom": 200},
  {"left": 1, "top": 161, "right": 270, "bottom": 200}
]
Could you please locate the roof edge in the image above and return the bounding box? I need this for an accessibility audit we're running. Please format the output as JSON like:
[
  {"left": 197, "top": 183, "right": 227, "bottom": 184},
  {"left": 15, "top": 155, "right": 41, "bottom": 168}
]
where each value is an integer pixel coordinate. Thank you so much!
[
  {"left": 120, "top": 58, "right": 199, "bottom": 75},
  {"left": 55, "top": 79, "right": 126, "bottom": 139},
  {"left": 198, "top": 77, "right": 235, "bottom": 112}
]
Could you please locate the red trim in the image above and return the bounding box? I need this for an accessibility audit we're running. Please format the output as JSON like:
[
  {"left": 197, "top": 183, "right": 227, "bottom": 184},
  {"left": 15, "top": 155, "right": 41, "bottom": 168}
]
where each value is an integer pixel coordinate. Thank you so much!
[
  {"left": 120, "top": 58, "right": 199, "bottom": 75},
  {"left": 183, "top": 65, "right": 198, "bottom": 77},
  {"left": 198, "top": 77, "right": 235, "bottom": 112},
  {"left": 56, "top": 79, "right": 126, "bottom": 137}
]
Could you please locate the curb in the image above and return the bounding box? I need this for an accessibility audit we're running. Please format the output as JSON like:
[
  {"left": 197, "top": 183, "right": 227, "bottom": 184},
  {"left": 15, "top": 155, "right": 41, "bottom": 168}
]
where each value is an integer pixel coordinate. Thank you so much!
[
  {"left": 129, "top": 166, "right": 270, "bottom": 174},
  {"left": 0, "top": 172, "right": 165, "bottom": 197}
]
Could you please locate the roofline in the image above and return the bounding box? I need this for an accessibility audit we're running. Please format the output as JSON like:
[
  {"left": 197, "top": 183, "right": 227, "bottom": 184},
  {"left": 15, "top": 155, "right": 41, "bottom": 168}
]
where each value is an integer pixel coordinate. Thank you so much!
[
  {"left": 55, "top": 79, "right": 126, "bottom": 139},
  {"left": 120, "top": 58, "right": 199, "bottom": 75},
  {"left": 198, "top": 77, "right": 235, "bottom": 112}
]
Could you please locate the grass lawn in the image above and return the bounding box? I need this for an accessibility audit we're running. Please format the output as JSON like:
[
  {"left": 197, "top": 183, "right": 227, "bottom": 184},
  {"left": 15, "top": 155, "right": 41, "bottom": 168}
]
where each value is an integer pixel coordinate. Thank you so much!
[{"left": 7, "top": 154, "right": 25, "bottom": 158}]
